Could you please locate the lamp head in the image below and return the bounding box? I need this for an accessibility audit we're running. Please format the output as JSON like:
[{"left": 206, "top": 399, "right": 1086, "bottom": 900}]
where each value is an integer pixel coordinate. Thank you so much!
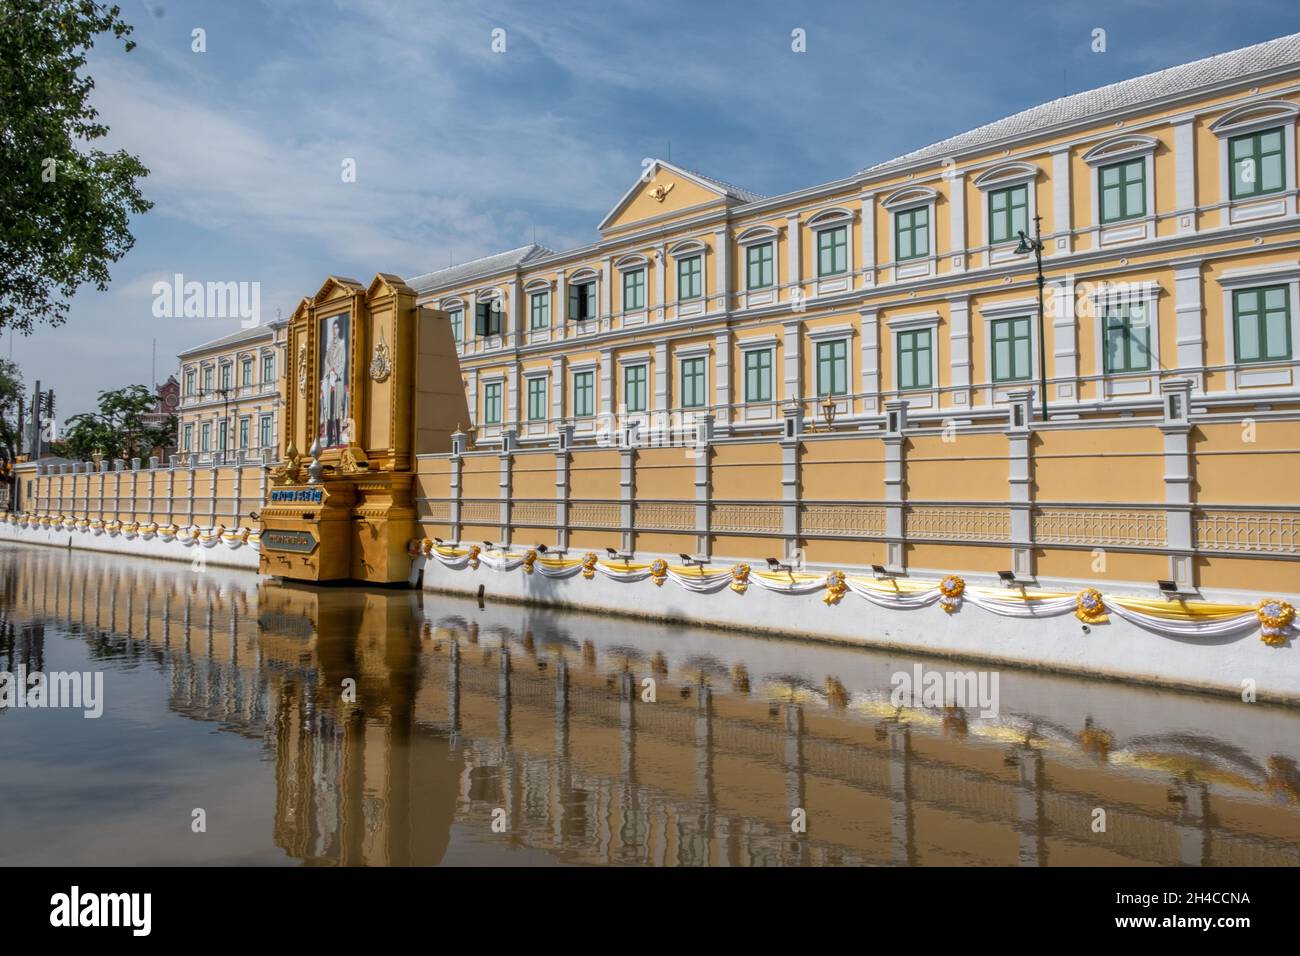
[{"left": 1014, "top": 231, "right": 1033, "bottom": 255}]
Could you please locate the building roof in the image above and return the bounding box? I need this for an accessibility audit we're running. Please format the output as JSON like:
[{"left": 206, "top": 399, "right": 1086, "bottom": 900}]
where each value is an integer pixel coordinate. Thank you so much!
[
  {"left": 406, "top": 243, "right": 556, "bottom": 295},
  {"left": 860, "top": 31, "right": 1300, "bottom": 175},
  {"left": 177, "top": 319, "right": 284, "bottom": 359},
  {"left": 674, "top": 164, "right": 766, "bottom": 204}
]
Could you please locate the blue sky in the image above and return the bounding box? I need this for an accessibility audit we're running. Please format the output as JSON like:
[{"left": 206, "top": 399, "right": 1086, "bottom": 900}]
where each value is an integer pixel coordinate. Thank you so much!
[{"left": 12, "top": 0, "right": 1300, "bottom": 418}]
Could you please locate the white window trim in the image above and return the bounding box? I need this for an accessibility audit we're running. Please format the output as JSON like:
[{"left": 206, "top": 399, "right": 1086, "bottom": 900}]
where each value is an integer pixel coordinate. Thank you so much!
[
  {"left": 527, "top": 289, "right": 551, "bottom": 331},
  {"left": 1083, "top": 135, "right": 1158, "bottom": 247},
  {"left": 669, "top": 239, "right": 707, "bottom": 315},
  {"left": 1089, "top": 281, "right": 1163, "bottom": 399},
  {"left": 568, "top": 269, "right": 601, "bottom": 331},
  {"left": 523, "top": 370, "right": 550, "bottom": 426},
  {"left": 480, "top": 377, "right": 505, "bottom": 427},
  {"left": 811, "top": 333, "right": 854, "bottom": 408},
  {"left": 887, "top": 311, "right": 941, "bottom": 408},
  {"left": 973, "top": 163, "right": 1040, "bottom": 265},
  {"left": 979, "top": 298, "right": 1040, "bottom": 398},
  {"left": 1209, "top": 101, "right": 1299, "bottom": 225},
  {"left": 881, "top": 188, "right": 937, "bottom": 282},
  {"left": 737, "top": 226, "right": 780, "bottom": 302},
  {"left": 618, "top": 261, "right": 648, "bottom": 318},
  {"left": 570, "top": 365, "right": 597, "bottom": 419},
  {"left": 677, "top": 353, "right": 710, "bottom": 410},
  {"left": 807, "top": 207, "right": 855, "bottom": 294},
  {"left": 737, "top": 338, "right": 777, "bottom": 406},
  {"left": 621, "top": 361, "right": 651, "bottom": 414},
  {"left": 1218, "top": 261, "right": 1300, "bottom": 393}
]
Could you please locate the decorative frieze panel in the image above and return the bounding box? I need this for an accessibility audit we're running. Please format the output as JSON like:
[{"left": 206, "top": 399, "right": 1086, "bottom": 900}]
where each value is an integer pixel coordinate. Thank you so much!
[
  {"left": 711, "top": 503, "right": 783, "bottom": 535},
  {"left": 800, "top": 503, "right": 887, "bottom": 537},
  {"left": 460, "top": 499, "right": 500, "bottom": 524},
  {"left": 1195, "top": 509, "right": 1300, "bottom": 555},
  {"left": 635, "top": 501, "right": 695, "bottom": 531},
  {"left": 568, "top": 501, "right": 620, "bottom": 529},
  {"left": 1034, "top": 508, "right": 1167, "bottom": 548},
  {"left": 907, "top": 506, "right": 1010, "bottom": 542}
]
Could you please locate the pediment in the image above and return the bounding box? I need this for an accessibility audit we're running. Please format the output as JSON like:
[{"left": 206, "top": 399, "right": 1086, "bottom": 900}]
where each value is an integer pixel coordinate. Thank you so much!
[
  {"left": 599, "top": 160, "right": 736, "bottom": 234},
  {"left": 313, "top": 275, "right": 364, "bottom": 307}
]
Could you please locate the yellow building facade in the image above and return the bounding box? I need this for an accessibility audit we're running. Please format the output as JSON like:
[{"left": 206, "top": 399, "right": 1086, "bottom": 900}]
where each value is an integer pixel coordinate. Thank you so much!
[
  {"left": 176, "top": 320, "right": 288, "bottom": 463},
  {"left": 409, "top": 34, "right": 1300, "bottom": 596}
]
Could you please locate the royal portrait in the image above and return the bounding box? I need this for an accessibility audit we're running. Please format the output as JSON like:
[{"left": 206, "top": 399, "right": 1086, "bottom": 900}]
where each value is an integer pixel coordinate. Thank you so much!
[{"left": 318, "top": 313, "right": 350, "bottom": 449}]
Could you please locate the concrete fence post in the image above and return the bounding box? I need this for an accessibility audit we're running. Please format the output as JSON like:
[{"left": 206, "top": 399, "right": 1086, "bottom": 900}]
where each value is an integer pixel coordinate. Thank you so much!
[{"left": 883, "top": 399, "right": 909, "bottom": 572}]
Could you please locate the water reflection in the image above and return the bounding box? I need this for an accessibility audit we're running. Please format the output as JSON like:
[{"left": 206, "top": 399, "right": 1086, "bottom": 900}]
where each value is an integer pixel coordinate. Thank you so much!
[{"left": 1, "top": 544, "right": 1298, "bottom": 866}]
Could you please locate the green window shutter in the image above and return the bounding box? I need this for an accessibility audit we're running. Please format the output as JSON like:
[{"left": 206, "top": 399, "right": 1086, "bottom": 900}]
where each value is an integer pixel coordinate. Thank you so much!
[
  {"left": 991, "top": 317, "right": 1032, "bottom": 382},
  {"left": 573, "top": 371, "right": 593, "bottom": 417},
  {"left": 744, "top": 349, "right": 772, "bottom": 402},
  {"left": 568, "top": 284, "right": 580, "bottom": 320},
  {"left": 1231, "top": 127, "right": 1286, "bottom": 199},
  {"left": 1234, "top": 285, "right": 1292, "bottom": 363},
  {"left": 989, "top": 184, "right": 1028, "bottom": 244},
  {"left": 897, "top": 328, "right": 933, "bottom": 390},
  {"left": 1099, "top": 159, "right": 1146, "bottom": 223},
  {"left": 1103, "top": 303, "right": 1152, "bottom": 373}
]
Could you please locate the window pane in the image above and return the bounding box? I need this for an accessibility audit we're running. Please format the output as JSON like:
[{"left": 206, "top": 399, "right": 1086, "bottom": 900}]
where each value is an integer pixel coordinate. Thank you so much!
[
  {"left": 1102, "top": 187, "right": 1120, "bottom": 221},
  {"left": 1264, "top": 309, "right": 1289, "bottom": 358},
  {"left": 1261, "top": 154, "right": 1283, "bottom": 192},
  {"left": 1125, "top": 182, "right": 1144, "bottom": 215}
]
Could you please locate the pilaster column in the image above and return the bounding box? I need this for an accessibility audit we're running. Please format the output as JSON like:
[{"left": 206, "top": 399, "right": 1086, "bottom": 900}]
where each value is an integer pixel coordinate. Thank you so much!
[
  {"left": 883, "top": 400, "right": 908, "bottom": 571},
  {"left": 654, "top": 244, "right": 666, "bottom": 321},
  {"left": 782, "top": 318, "right": 802, "bottom": 406},
  {"left": 653, "top": 340, "right": 668, "bottom": 418},
  {"left": 1006, "top": 389, "right": 1035, "bottom": 580},
  {"left": 619, "top": 444, "right": 635, "bottom": 553},
  {"left": 1174, "top": 261, "right": 1205, "bottom": 393},
  {"left": 1160, "top": 379, "right": 1195, "bottom": 588},
  {"left": 1173, "top": 116, "right": 1198, "bottom": 236},
  {"left": 946, "top": 296, "right": 971, "bottom": 408},
  {"left": 860, "top": 192, "right": 876, "bottom": 287},
  {"left": 779, "top": 404, "right": 801, "bottom": 561},
  {"left": 947, "top": 171, "right": 966, "bottom": 273},
  {"left": 859, "top": 307, "right": 880, "bottom": 415},
  {"left": 449, "top": 430, "right": 465, "bottom": 542},
  {"left": 550, "top": 355, "right": 565, "bottom": 424},
  {"left": 600, "top": 255, "right": 612, "bottom": 326},
  {"left": 599, "top": 347, "right": 614, "bottom": 421},
  {"left": 555, "top": 268, "right": 567, "bottom": 330},
  {"left": 498, "top": 428, "right": 515, "bottom": 547},
  {"left": 785, "top": 214, "right": 802, "bottom": 302},
  {"left": 693, "top": 415, "right": 713, "bottom": 558},
  {"left": 713, "top": 330, "right": 731, "bottom": 431},
  {"left": 555, "top": 424, "right": 573, "bottom": 550},
  {"left": 1050, "top": 144, "right": 1072, "bottom": 254},
  {"left": 1049, "top": 278, "right": 1078, "bottom": 404},
  {"left": 714, "top": 226, "right": 730, "bottom": 314}
]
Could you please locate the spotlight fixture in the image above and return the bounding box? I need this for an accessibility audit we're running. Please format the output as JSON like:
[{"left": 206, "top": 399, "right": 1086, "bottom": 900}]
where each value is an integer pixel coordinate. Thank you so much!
[
  {"left": 998, "top": 570, "right": 1018, "bottom": 587},
  {"left": 606, "top": 546, "right": 631, "bottom": 563},
  {"left": 765, "top": 556, "right": 793, "bottom": 576},
  {"left": 482, "top": 540, "right": 494, "bottom": 550},
  {"left": 1157, "top": 580, "right": 1179, "bottom": 597},
  {"left": 678, "top": 553, "right": 705, "bottom": 568},
  {"left": 434, "top": 536, "right": 444, "bottom": 545},
  {"left": 536, "top": 543, "right": 548, "bottom": 553}
]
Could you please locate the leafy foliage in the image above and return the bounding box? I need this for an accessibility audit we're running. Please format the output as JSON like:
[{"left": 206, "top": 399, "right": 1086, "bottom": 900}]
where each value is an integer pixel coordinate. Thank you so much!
[
  {"left": 57, "top": 384, "right": 174, "bottom": 461},
  {"left": 0, "top": 1, "right": 152, "bottom": 333}
]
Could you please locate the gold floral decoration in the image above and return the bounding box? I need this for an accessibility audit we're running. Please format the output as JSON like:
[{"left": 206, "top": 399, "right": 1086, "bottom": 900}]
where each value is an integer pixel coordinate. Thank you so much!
[
  {"left": 407, "top": 538, "right": 423, "bottom": 557},
  {"left": 823, "top": 569, "right": 848, "bottom": 605},
  {"left": 522, "top": 549, "right": 538, "bottom": 574},
  {"left": 581, "top": 552, "right": 598, "bottom": 580},
  {"left": 650, "top": 558, "right": 669, "bottom": 587},
  {"left": 467, "top": 544, "right": 481, "bottom": 569},
  {"left": 1258, "top": 599, "right": 1295, "bottom": 647},
  {"left": 1075, "top": 588, "right": 1107, "bottom": 623},
  {"left": 729, "top": 562, "right": 750, "bottom": 594},
  {"left": 939, "top": 574, "right": 965, "bottom": 614}
]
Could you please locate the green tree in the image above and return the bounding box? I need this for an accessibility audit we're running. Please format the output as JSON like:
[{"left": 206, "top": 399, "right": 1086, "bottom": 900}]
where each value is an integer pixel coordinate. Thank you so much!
[
  {"left": 0, "top": 1, "right": 152, "bottom": 333},
  {"left": 0, "top": 360, "right": 23, "bottom": 504},
  {"left": 57, "top": 384, "right": 175, "bottom": 461}
]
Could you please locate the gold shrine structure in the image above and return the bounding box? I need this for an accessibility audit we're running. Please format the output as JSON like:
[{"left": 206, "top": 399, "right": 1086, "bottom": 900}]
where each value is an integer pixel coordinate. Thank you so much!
[{"left": 259, "top": 274, "right": 467, "bottom": 584}]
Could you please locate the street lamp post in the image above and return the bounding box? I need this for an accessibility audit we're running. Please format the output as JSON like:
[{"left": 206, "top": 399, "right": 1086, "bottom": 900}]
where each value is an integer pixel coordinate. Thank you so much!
[{"left": 1015, "top": 214, "right": 1049, "bottom": 421}]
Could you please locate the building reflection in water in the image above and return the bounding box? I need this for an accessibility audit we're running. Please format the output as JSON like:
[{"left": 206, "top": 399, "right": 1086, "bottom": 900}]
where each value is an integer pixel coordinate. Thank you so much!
[{"left": 2, "top": 545, "right": 1299, "bottom": 866}]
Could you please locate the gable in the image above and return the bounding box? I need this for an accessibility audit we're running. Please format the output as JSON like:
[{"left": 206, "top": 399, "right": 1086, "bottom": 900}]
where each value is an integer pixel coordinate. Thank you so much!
[{"left": 599, "top": 161, "right": 732, "bottom": 234}]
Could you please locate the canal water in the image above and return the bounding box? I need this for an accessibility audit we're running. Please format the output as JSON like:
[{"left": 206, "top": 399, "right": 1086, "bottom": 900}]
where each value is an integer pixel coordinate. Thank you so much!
[{"left": 1, "top": 542, "right": 1297, "bottom": 866}]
